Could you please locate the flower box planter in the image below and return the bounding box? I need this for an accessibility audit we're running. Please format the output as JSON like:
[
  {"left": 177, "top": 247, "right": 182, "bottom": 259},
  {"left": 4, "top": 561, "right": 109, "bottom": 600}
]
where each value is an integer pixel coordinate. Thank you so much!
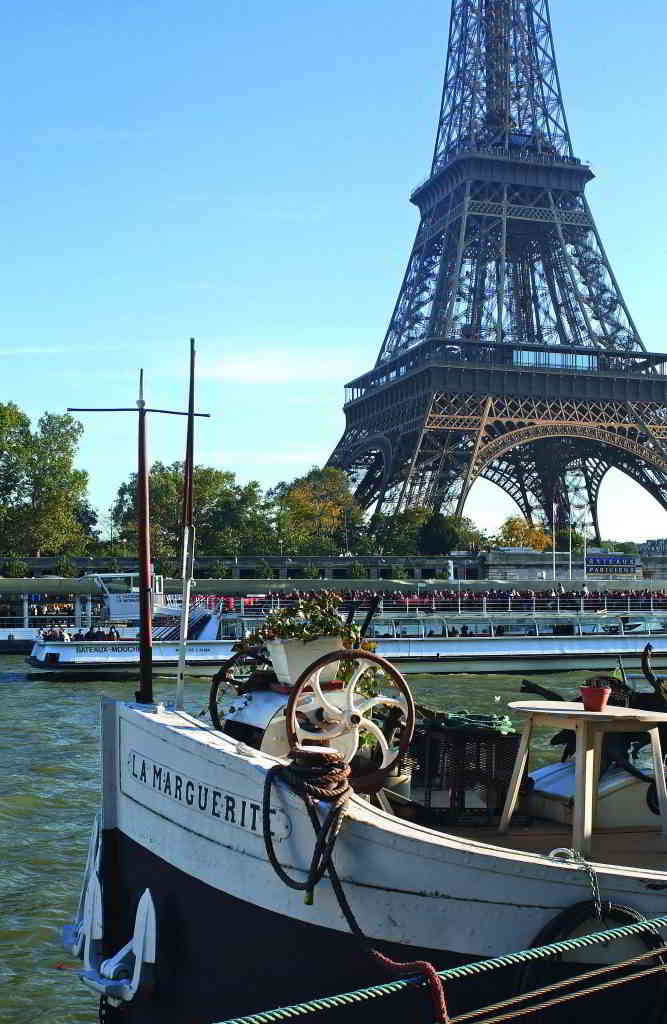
[
  {"left": 580, "top": 685, "right": 611, "bottom": 712},
  {"left": 265, "top": 636, "right": 343, "bottom": 687}
]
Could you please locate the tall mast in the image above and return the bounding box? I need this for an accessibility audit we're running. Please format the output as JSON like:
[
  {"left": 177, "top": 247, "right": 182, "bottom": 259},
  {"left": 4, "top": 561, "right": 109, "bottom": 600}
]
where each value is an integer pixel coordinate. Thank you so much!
[
  {"left": 136, "top": 369, "right": 154, "bottom": 703},
  {"left": 176, "top": 339, "right": 197, "bottom": 710},
  {"left": 69, "top": 345, "right": 209, "bottom": 706}
]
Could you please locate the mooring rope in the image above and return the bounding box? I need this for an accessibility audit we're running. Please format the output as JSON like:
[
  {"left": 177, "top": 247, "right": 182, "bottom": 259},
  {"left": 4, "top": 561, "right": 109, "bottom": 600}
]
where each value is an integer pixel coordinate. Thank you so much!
[
  {"left": 262, "top": 747, "right": 450, "bottom": 1022},
  {"left": 214, "top": 914, "right": 667, "bottom": 1024}
]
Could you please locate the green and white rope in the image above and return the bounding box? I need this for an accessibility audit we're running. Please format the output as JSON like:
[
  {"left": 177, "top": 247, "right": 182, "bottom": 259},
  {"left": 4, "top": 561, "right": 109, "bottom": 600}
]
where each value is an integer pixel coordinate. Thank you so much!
[{"left": 214, "top": 913, "right": 667, "bottom": 1024}]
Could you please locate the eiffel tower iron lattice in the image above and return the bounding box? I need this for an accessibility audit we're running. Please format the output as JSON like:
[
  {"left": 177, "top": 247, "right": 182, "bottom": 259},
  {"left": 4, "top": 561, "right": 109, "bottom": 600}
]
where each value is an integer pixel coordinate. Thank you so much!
[{"left": 327, "top": 0, "right": 667, "bottom": 540}]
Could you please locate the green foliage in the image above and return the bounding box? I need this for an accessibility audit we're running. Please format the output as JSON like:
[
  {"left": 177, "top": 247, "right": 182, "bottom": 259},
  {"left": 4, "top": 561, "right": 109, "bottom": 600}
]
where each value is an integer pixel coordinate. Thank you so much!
[
  {"left": 347, "top": 562, "right": 368, "bottom": 578},
  {"left": 555, "top": 527, "right": 585, "bottom": 553},
  {"left": 0, "top": 405, "right": 89, "bottom": 555},
  {"left": 299, "top": 563, "right": 322, "bottom": 579},
  {"left": 113, "top": 462, "right": 275, "bottom": 560},
  {"left": 3, "top": 552, "right": 28, "bottom": 578},
  {"left": 234, "top": 591, "right": 360, "bottom": 652},
  {"left": 269, "top": 466, "right": 364, "bottom": 556},
  {"left": 600, "top": 539, "right": 640, "bottom": 554},
  {"left": 254, "top": 559, "right": 276, "bottom": 580},
  {"left": 157, "top": 557, "right": 181, "bottom": 578},
  {"left": 417, "top": 514, "right": 461, "bottom": 555},
  {"left": 54, "top": 553, "right": 78, "bottom": 577},
  {"left": 201, "top": 561, "right": 231, "bottom": 578},
  {"left": 371, "top": 509, "right": 428, "bottom": 555}
]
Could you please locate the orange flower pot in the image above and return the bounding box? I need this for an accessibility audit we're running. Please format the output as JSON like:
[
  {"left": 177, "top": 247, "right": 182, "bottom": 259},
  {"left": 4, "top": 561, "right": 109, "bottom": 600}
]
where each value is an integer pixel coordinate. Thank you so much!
[{"left": 580, "top": 686, "right": 611, "bottom": 712}]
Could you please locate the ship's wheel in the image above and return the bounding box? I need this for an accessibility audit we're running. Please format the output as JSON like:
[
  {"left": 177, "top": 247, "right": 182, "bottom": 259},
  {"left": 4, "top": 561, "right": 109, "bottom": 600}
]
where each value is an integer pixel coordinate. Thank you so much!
[{"left": 285, "top": 649, "right": 415, "bottom": 794}]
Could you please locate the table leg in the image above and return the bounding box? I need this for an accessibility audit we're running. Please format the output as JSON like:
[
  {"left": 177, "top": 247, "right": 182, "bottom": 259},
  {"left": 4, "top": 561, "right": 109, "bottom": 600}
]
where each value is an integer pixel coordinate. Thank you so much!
[
  {"left": 499, "top": 717, "right": 532, "bottom": 833},
  {"left": 592, "top": 727, "right": 604, "bottom": 827},
  {"left": 573, "top": 720, "right": 595, "bottom": 857},
  {"left": 649, "top": 727, "right": 667, "bottom": 847}
]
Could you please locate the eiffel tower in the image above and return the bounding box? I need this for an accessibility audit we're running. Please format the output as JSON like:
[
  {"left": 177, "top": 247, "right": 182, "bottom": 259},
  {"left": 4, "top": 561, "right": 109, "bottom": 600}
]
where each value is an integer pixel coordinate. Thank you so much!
[{"left": 328, "top": 0, "right": 667, "bottom": 541}]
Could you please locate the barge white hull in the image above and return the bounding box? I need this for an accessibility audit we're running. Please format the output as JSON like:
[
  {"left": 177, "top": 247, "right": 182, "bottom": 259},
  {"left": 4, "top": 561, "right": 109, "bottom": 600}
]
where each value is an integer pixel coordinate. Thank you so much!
[{"left": 69, "top": 700, "right": 667, "bottom": 1023}]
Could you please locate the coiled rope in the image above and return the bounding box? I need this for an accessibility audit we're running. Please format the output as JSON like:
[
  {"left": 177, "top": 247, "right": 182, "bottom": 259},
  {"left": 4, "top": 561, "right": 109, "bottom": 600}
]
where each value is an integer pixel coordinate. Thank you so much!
[
  {"left": 215, "top": 914, "right": 667, "bottom": 1024},
  {"left": 262, "top": 747, "right": 450, "bottom": 1023}
]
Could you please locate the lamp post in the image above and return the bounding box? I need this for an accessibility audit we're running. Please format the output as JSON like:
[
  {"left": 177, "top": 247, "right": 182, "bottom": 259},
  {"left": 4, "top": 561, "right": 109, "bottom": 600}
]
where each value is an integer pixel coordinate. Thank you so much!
[{"left": 552, "top": 502, "right": 557, "bottom": 581}]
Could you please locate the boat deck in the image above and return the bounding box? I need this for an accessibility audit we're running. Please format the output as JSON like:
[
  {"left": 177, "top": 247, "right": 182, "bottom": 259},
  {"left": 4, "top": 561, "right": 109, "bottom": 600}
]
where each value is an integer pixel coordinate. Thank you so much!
[{"left": 449, "top": 820, "right": 667, "bottom": 872}]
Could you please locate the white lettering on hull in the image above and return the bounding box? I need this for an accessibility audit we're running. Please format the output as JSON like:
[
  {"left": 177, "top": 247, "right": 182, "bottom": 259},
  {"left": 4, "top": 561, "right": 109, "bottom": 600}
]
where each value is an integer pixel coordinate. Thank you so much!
[{"left": 123, "top": 748, "right": 291, "bottom": 841}]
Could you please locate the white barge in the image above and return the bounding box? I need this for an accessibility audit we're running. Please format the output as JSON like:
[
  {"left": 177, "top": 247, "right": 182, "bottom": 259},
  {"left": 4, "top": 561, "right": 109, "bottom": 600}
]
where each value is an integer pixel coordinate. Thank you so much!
[{"left": 65, "top": 648, "right": 667, "bottom": 1024}]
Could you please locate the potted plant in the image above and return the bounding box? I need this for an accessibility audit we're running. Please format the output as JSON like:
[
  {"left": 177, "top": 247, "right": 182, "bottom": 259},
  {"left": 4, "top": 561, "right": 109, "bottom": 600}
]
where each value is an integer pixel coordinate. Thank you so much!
[
  {"left": 580, "top": 676, "right": 613, "bottom": 712},
  {"left": 233, "top": 591, "right": 360, "bottom": 687}
]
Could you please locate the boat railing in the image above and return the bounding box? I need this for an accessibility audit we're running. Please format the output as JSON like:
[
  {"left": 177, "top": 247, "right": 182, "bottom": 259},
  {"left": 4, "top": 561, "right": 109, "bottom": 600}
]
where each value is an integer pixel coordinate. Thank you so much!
[{"left": 220, "top": 594, "right": 664, "bottom": 618}]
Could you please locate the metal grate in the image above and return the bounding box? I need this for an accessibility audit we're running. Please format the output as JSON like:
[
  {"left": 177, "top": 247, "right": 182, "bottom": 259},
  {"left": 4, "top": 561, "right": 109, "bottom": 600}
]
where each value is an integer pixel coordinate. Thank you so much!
[{"left": 405, "top": 716, "right": 530, "bottom": 826}]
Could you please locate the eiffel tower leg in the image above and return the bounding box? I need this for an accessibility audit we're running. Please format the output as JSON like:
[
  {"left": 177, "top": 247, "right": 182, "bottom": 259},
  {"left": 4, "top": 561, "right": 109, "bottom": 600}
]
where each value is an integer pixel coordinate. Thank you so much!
[
  {"left": 579, "top": 459, "right": 608, "bottom": 545},
  {"left": 481, "top": 458, "right": 542, "bottom": 524},
  {"left": 455, "top": 397, "right": 492, "bottom": 517}
]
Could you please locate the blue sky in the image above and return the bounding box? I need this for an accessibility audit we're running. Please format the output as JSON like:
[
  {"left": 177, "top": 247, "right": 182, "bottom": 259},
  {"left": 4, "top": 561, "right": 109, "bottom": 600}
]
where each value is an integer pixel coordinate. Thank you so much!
[{"left": 3, "top": 0, "right": 667, "bottom": 542}]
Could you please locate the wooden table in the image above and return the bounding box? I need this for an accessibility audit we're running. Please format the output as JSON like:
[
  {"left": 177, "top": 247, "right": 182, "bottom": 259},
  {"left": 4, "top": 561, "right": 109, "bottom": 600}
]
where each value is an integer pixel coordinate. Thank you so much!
[{"left": 499, "top": 701, "right": 667, "bottom": 857}]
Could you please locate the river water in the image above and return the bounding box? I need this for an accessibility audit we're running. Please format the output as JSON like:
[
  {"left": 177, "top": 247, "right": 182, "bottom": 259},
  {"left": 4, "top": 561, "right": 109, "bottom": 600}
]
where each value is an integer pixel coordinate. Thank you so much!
[{"left": 0, "top": 656, "right": 594, "bottom": 1024}]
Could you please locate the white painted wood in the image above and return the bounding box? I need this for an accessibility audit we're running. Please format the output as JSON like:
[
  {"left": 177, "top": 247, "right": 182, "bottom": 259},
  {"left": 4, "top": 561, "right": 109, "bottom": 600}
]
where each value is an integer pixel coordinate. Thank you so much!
[
  {"left": 498, "top": 718, "right": 532, "bottom": 832},
  {"left": 573, "top": 720, "right": 595, "bottom": 856},
  {"left": 104, "top": 703, "right": 667, "bottom": 961},
  {"left": 509, "top": 702, "right": 667, "bottom": 857}
]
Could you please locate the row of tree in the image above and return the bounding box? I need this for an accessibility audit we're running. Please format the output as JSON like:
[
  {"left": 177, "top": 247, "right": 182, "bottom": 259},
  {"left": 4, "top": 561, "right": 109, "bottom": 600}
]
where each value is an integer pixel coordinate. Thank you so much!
[{"left": 0, "top": 402, "right": 639, "bottom": 562}]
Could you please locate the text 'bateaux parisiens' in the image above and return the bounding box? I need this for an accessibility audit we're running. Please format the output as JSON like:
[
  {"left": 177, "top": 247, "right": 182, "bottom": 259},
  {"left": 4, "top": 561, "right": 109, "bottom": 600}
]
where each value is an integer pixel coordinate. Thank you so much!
[{"left": 125, "top": 750, "right": 291, "bottom": 841}]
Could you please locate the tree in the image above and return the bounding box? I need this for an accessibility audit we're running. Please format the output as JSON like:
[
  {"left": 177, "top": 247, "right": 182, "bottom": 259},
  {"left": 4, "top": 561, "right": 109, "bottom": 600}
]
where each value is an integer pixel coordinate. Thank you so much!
[
  {"left": 370, "top": 509, "right": 428, "bottom": 555},
  {"left": 269, "top": 467, "right": 364, "bottom": 555},
  {"left": 3, "top": 553, "right": 28, "bottom": 578},
  {"left": 0, "top": 405, "right": 90, "bottom": 555},
  {"left": 600, "top": 539, "right": 640, "bottom": 554},
  {"left": 54, "top": 553, "right": 78, "bottom": 577},
  {"left": 113, "top": 462, "right": 275, "bottom": 560},
  {"left": 417, "top": 514, "right": 462, "bottom": 555},
  {"left": 495, "top": 516, "right": 553, "bottom": 551},
  {"left": 75, "top": 500, "right": 100, "bottom": 543}
]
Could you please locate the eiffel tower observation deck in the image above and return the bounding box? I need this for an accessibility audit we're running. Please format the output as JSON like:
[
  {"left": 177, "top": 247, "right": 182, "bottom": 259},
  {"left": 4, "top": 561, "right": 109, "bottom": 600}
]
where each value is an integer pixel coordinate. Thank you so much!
[{"left": 328, "top": 0, "right": 667, "bottom": 541}]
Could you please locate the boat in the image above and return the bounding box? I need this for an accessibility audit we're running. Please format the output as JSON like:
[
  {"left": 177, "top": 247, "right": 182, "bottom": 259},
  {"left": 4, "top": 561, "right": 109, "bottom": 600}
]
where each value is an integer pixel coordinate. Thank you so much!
[
  {"left": 64, "top": 648, "right": 667, "bottom": 1024},
  {"left": 362, "top": 611, "right": 667, "bottom": 673},
  {"left": 26, "top": 594, "right": 231, "bottom": 678},
  {"left": 62, "top": 359, "right": 667, "bottom": 1024},
  {"left": 83, "top": 571, "right": 184, "bottom": 622}
]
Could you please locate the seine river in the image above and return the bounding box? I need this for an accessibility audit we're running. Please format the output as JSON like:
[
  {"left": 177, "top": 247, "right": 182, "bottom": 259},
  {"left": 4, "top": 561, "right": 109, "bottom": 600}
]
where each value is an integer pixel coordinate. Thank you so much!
[{"left": 0, "top": 656, "right": 591, "bottom": 1024}]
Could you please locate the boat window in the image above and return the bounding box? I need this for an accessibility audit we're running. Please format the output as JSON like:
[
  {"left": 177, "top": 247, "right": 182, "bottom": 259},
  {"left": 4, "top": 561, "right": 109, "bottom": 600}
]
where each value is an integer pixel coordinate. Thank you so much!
[
  {"left": 579, "top": 620, "right": 611, "bottom": 635},
  {"left": 535, "top": 621, "right": 576, "bottom": 636},
  {"left": 394, "top": 619, "right": 424, "bottom": 638},
  {"left": 219, "top": 620, "right": 244, "bottom": 640},
  {"left": 621, "top": 619, "right": 652, "bottom": 635},
  {"left": 491, "top": 620, "right": 537, "bottom": 637},
  {"left": 422, "top": 618, "right": 447, "bottom": 637},
  {"left": 445, "top": 620, "right": 491, "bottom": 638},
  {"left": 367, "top": 620, "right": 396, "bottom": 638}
]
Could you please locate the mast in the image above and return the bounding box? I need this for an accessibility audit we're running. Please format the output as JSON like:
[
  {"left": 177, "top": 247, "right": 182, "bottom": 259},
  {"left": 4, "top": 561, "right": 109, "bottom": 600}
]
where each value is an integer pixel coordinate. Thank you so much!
[
  {"left": 136, "top": 369, "right": 154, "bottom": 704},
  {"left": 68, "top": 345, "right": 209, "bottom": 707},
  {"left": 176, "top": 339, "right": 196, "bottom": 710}
]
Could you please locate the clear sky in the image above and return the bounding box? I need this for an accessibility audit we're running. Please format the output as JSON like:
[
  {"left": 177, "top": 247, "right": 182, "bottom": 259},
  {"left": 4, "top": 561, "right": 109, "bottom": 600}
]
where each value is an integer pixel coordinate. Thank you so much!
[{"left": 3, "top": 0, "right": 667, "bottom": 542}]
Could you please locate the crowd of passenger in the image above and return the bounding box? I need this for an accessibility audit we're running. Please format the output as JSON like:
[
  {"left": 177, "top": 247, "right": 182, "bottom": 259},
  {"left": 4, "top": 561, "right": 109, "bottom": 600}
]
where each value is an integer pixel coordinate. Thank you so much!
[
  {"left": 235, "top": 586, "right": 667, "bottom": 616},
  {"left": 39, "top": 626, "right": 122, "bottom": 642}
]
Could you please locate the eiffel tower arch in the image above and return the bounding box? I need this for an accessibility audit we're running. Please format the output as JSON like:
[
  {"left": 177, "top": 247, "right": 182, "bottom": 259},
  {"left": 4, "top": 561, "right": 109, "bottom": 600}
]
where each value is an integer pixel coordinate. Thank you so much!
[{"left": 328, "top": 0, "right": 667, "bottom": 536}]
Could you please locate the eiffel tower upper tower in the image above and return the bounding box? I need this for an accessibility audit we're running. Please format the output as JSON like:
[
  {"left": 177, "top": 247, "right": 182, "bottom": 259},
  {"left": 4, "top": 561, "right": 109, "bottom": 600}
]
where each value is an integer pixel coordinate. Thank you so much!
[{"left": 328, "top": 0, "right": 667, "bottom": 540}]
